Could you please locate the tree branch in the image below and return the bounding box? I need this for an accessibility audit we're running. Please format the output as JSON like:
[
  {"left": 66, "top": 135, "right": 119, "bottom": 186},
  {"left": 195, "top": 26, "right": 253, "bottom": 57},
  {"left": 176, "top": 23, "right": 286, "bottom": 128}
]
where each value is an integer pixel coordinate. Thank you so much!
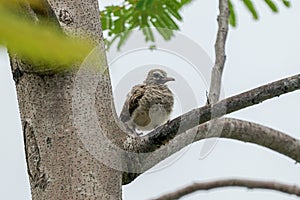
[
  {"left": 193, "top": 118, "right": 300, "bottom": 161},
  {"left": 135, "top": 73, "right": 300, "bottom": 153},
  {"left": 123, "top": 73, "right": 300, "bottom": 183},
  {"left": 152, "top": 178, "right": 300, "bottom": 200},
  {"left": 208, "top": 0, "right": 229, "bottom": 103},
  {"left": 205, "top": 0, "right": 229, "bottom": 160},
  {"left": 123, "top": 118, "right": 300, "bottom": 184}
]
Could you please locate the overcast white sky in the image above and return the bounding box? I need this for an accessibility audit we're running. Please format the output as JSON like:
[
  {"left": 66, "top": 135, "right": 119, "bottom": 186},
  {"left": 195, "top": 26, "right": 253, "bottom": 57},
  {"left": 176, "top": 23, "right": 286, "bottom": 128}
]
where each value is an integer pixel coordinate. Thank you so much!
[{"left": 1, "top": 0, "right": 300, "bottom": 199}]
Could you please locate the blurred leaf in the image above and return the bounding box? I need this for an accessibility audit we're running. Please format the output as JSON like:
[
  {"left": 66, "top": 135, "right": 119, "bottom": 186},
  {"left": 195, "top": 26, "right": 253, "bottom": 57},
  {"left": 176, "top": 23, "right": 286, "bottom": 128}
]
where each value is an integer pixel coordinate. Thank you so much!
[
  {"left": 242, "top": 0, "right": 259, "bottom": 20},
  {"left": 165, "top": 2, "right": 182, "bottom": 20},
  {"left": 142, "top": 26, "right": 155, "bottom": 42},
  {"left": 264, "top": 0, "right": 278, "bottom": 12},
  {"left": 0, "top": 0, "right": 41, "bottom": 8},
  {"left": 154, "top": 27, "right": 173, "bottom": 40},
  {"left": 136, "top": 0, "right": 146, "bottom": 9},
  {"left": 149, "top": 44, "right": 157, "bottom": 50},
  {"left": 117, "top": 30, "right": 132, "bottom": 50},
  {"left": 158, "top": 13, "right": 179, "bottom": 30},
  {"left": 228, "top": 0, "right": 236, "bottom": 27},
  {"left": 282, "top": 0, "right": 291, "bottom": 7},
  {"left": 181, "top": 0, "right": 192, "bottom": 4},
  {"left": 0, "top": 5, "right": 93, "bottom": 67},
  {"left": 235, "top": 0, "right": 291, "bottom": 27}
]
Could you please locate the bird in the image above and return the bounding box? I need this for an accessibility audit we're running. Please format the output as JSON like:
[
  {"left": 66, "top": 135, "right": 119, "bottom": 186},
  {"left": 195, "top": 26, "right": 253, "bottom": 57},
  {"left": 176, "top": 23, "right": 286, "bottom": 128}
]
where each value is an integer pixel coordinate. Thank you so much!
[{"left": 119, "top": 69, "right": 175, "bottom": 135}]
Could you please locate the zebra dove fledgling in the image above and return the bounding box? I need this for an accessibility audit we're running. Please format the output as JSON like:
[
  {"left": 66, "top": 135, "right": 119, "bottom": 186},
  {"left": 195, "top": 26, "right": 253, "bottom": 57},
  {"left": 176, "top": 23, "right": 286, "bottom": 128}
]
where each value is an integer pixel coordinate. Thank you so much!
[{"left": 119, "top": 69, "right": 175, "bottom": 135}]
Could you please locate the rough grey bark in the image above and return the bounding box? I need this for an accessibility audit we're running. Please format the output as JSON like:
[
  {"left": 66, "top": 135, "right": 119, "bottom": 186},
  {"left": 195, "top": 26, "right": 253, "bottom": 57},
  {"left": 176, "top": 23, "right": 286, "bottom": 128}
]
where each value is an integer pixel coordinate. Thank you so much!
[{"left": 10, "top": 0, "right": 124, "bottom": 199}]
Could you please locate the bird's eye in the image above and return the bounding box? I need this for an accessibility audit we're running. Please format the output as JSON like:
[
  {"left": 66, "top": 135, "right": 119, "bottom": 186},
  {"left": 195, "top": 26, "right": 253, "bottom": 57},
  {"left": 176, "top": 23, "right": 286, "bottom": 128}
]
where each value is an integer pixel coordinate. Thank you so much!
[{"left": 153, "top": 72, "right": 161, "bottom": 78}]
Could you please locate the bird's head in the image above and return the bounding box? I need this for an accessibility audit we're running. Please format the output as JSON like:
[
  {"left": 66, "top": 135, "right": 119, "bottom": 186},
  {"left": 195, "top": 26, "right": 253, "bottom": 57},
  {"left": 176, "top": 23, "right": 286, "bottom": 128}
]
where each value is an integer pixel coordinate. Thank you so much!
[{"left": 144, "top": 69, "right": 175, "bottom": 85}]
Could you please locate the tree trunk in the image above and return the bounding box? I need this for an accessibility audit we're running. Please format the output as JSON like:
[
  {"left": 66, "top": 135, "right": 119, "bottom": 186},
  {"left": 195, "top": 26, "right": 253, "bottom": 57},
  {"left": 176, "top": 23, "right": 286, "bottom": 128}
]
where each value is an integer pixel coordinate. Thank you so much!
[{"left": 10, "top": 0, "right": 123, "bottom": 199}]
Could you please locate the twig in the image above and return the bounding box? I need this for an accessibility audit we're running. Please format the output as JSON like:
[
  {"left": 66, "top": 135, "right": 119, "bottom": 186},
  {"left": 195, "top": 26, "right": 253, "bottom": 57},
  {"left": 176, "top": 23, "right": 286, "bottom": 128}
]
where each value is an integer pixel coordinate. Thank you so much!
[
  {"left": 208, "top": 0, "right": 229, "bottom": 103},
  {"left": 152, "top": 178, "right": 300, "bottom": 200}
]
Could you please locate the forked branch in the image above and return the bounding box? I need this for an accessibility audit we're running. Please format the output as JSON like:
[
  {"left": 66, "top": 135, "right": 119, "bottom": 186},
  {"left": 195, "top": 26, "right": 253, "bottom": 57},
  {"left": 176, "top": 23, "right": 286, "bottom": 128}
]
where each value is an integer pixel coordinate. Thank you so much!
[
  {"left": 123, "top": 117, "right": 300, "bottom": 184},
  {"left": 135, "top": 73, "right": 300, "bottom": 153}
]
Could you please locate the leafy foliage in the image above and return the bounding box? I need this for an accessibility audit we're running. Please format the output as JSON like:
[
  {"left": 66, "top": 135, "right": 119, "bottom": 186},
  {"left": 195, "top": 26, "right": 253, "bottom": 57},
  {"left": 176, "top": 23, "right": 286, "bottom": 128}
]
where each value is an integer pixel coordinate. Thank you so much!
[
  {"left": 101, "top": 0, "right": 292, "bottom": 49},
  {"left": 100, "top": 0, "right": 192, "bottom": 49},
  {"left": 0, "top": 0, "right": 293, "bottom": 66},
  {"left": 282, "top": 0, "right": 291, "bottom": 7},
  {"left": 228, "top": 0, "right": 237, "bottom": 27},
  {"left": 264, "top": 0, "right": 279, "bottom": 12},
  {"left": 241, "top": 0, "right": 259, "bottom": 20},
  {"left": 229, "top": 0, "right": 291, "bottom": 26}
]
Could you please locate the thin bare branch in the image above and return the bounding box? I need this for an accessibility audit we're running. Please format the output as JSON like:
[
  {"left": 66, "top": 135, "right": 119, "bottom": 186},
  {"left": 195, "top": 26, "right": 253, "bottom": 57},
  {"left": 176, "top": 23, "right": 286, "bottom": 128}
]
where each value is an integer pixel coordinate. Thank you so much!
[
  {"left": 152, "top": 178, "right": 300, "bottom": 200},
  {"left": 208, "top": 0, "right": 229, "bottom": 103},
  {"left": 206, "top": 0, "right": 229, "bottom": 160}
]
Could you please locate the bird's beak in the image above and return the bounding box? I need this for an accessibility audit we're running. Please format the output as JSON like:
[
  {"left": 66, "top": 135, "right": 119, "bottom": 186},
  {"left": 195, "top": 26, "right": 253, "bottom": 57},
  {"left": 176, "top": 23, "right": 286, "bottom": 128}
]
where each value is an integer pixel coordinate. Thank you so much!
[{"left": 162, "top": 77, "right": 175, "bottom": 83}]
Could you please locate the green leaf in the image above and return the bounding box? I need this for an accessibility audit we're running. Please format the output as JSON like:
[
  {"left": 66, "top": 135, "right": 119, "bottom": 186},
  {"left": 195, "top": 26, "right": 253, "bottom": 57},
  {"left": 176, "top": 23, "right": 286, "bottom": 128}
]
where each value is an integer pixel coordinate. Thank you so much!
[
  {"left": 0, "top": 5, "right": 93, "bottom": 67},
  {"left": 282, "top": 0, "right": 291, "bottom": 7},
  {"left": 0, "top": 0, "right": 41, "bottom": 8},
  {"left": 127, "top": 12, "right": 140, "bottom": 27},
  {"left": 104, "top": 35, "right": 119, "bottom": 50},
  {"left": 151, "top": 18, "right": 173, "bottom": 40},
  {"left": 117, "top": 30, "right": 132, "bottom": 50},
  {"left": 167, "top": 0, "right": 181, "bottom": 9},
  {"left": 100, "top": 0, "right": 201, "bottom": 49},
  {"left": 228, "top": 0, "right": 236, "bottom": 27},
  {"left": 101, "top": 13, "right": 112, "bottom": 31},
  {"left": 145, "top": 0, "right": 154, "bottom": 9},
  {"left": 149, "top": 44, "right": 157, "bottom": 50},
  {"left": 141, "top": 13, "right": 148, "bottom": 26},
  {"left": 101, "top": 0, "right": 293, "bottom": 49},
  {"left": 158, "top": 12, "right": 179, "bottom": 30},
  {"left": 136, "top": 0, "right": 152, "bottom": 10},
  {"left": 142, "top": 26, "right": 155, "bottom": 42},
  {"left": 242, "top": 0, "right": 259, "bottom": 20},
  {"left": 165, "top": 2, "right": 183, "bottom": 20},
  {"left": 156, "top": 27, "right": 173, "bottom": 40},
  {"left": 112, "top": 18, "right": 125, "bottom": 34},
  {"left": 264, "top": 0, "right": 278, "bottom": 12},
  {"left": 180, "top": 0, "right": 192, "bottom": 5},
  {"left": 139, "top": 13, "right": 155, "bottom": 42}
]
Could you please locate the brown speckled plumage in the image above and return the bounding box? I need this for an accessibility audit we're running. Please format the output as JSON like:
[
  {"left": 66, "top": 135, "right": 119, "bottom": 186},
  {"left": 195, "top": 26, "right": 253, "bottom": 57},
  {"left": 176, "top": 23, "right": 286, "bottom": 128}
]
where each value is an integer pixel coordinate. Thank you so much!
[{"left": 120, "top": 69, "right": 175, "bottom": 133}]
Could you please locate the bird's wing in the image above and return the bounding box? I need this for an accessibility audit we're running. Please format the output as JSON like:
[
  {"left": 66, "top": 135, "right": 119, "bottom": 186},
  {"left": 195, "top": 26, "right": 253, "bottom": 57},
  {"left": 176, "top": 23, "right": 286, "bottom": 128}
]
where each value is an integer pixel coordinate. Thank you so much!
[{"left": 119, "top": 84, "right": 146, "bottom": 122}]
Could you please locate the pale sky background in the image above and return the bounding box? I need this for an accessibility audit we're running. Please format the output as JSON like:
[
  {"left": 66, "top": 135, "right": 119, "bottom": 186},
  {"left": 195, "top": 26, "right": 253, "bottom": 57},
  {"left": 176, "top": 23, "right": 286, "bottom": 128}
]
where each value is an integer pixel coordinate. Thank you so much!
[{"left": 1, "top": 0, "right": 300, "bottom": 199}]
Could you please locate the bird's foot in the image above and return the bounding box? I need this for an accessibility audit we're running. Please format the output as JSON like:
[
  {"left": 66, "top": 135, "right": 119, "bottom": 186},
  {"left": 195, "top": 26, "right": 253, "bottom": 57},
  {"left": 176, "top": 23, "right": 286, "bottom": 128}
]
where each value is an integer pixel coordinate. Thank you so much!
[
  {"left": 205, "top": 91, "right": 210, "bottom": 105},
  {"left": 123, "top": 123, "right": 139, "bottom": 137},
  {"left": 166, "top": 119, "right": 172, "bottom": 125},
  {"left": 136, "top": 131, "right": 144, "bottom": 136}
]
